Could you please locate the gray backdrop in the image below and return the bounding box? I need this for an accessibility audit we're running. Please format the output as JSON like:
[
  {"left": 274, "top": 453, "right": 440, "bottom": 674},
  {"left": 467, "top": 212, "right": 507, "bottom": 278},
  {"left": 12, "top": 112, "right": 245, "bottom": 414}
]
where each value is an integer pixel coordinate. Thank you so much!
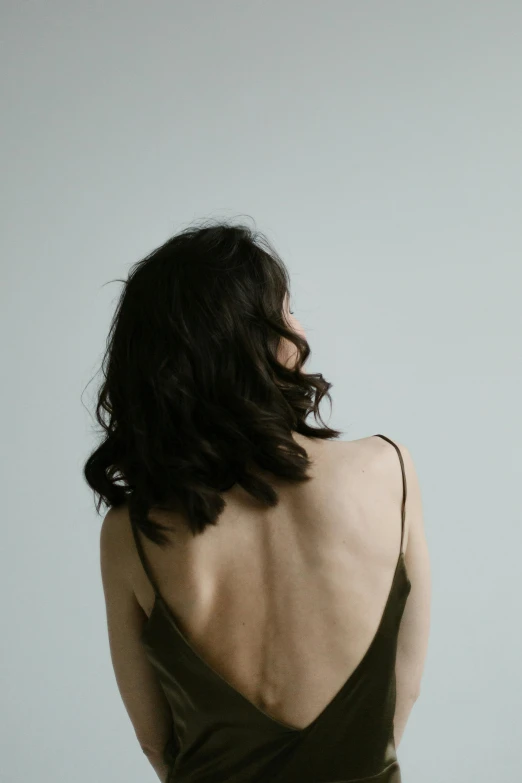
[{"left": 2, "top": 2, "right": 521, "bottom": 781}]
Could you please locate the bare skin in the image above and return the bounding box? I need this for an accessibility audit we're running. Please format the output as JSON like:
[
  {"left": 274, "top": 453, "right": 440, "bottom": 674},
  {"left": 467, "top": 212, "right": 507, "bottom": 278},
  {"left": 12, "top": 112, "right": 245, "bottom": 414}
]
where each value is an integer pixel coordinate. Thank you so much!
[{"left": 127, "top": 431, "right": 429, "bottom": 738}]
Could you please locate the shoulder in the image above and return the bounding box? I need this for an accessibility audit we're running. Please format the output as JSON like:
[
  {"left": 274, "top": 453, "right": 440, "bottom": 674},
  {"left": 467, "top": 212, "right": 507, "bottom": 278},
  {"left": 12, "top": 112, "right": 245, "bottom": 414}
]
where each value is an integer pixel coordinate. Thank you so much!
[
  {"left": 327, "top": 433, "right": 408, "bottom": 465},
  {"left": 332, "top": 434, "right": 415, "bottom": 496},
  {"left": 341, "top": 436, "right": 422, "bottom": 548},
  {"left": 100, "top": 502, "right": 131, "bottom": 547},
  {"left": 99, "top": 502, "right": 135, "bottom": 586},
  {"left": 357, "top": 436, "right": 423, "bottom": 554}
]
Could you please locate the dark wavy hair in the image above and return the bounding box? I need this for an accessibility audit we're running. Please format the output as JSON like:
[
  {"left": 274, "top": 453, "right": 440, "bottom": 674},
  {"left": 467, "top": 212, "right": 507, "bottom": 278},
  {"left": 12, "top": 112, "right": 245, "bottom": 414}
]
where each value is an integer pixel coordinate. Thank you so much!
[{"left": 83, "top": 217, "right": 342, "bottom": 546}]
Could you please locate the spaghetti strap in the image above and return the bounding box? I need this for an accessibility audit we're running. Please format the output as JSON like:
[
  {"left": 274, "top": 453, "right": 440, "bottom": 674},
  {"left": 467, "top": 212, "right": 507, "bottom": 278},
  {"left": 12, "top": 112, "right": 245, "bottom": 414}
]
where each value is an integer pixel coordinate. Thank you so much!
[
  {"left": 373, "top": 434, "right": 407, "bottom": 555},
  {"left": 129, "top": 513, "right": 161, "bottom": 598}
]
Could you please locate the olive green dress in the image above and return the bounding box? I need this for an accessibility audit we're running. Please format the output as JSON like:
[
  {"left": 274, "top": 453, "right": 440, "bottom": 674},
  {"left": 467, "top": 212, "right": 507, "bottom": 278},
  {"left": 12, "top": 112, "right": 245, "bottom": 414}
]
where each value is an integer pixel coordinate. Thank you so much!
[{"left": 131, "top": 433, "right": 411, "bottom": 782}]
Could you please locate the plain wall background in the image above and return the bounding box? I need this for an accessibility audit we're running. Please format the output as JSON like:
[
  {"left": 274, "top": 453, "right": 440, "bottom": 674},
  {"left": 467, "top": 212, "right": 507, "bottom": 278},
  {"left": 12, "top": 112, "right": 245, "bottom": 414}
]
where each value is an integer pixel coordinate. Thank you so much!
[{"left": 2, "top": 2, "right": 521, "bottom": 780}]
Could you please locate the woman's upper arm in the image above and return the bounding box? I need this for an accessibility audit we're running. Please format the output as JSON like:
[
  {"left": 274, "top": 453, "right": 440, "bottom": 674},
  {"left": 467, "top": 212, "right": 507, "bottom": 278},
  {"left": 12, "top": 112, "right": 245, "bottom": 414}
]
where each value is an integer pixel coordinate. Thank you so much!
[
  {"left": 99, "top": 507, "right": 174, "bottom": 757},
  {"left": 395, "top": 443, "right": 431, "bottom": 701}
]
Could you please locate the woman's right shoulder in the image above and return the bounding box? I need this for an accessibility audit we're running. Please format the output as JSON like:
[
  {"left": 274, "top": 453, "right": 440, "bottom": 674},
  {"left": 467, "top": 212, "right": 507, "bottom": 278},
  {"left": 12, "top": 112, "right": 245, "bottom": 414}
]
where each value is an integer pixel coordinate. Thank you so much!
[
  {"left": 328, "top": 433, "right": 409, "bottom": 465},
  {"left": 331, "top": 435, "right": 419, "bottom": 508}
]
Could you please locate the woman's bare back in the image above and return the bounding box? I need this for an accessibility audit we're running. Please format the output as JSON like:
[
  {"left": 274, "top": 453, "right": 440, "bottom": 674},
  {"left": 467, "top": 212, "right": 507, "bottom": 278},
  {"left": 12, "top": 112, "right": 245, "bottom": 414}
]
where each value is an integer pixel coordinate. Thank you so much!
[{"left": 129, "top": 433, "right": 409, "bottom": 731}]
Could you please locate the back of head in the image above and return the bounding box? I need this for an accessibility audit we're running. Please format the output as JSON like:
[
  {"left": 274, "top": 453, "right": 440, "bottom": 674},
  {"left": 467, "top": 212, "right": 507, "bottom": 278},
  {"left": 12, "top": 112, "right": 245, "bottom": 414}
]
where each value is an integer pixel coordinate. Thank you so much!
[{"left": 83, "top": 218, "right": 342, "bottom": 544}]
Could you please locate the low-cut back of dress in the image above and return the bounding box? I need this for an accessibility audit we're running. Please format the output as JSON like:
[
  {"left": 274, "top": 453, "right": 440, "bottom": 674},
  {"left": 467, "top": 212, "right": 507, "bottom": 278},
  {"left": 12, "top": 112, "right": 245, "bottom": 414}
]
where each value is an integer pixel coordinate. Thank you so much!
[{"left": 130, "top": 434, "right": 412, "bottom": 782}]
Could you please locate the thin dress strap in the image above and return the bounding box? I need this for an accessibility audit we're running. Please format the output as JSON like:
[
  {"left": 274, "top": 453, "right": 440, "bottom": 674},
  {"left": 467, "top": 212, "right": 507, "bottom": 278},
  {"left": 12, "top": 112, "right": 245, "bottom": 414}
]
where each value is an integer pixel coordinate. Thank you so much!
[
  {"left": 129, "top": 514, "right": 162, "bottom": 598},
  {"left": 373, "top": 434, "right": 407, "bottom": 556}
]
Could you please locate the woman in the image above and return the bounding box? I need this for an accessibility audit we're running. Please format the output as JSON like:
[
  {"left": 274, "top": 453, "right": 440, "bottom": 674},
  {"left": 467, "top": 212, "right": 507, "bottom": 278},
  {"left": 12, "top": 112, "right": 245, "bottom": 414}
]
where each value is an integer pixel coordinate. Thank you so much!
[{"left": 85, "top": 220, "right": 430, "bottom": 783}]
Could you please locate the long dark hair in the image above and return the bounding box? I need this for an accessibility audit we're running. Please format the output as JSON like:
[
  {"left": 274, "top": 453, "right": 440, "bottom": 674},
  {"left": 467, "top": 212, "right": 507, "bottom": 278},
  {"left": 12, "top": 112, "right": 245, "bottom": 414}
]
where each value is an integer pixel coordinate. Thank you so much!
[{"left": 83, "top": 218, "right": 342, "bottom": 546}]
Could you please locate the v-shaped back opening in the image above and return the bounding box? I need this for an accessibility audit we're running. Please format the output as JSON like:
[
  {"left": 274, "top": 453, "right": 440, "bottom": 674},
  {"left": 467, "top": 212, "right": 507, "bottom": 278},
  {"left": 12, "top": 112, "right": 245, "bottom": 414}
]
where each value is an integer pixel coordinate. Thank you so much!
[
  {"left": 129, "top": 432, "right": 409, "bottom": 732},
  {"left": 141, "top": 548, "right": 409, "bottom": 733}
]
